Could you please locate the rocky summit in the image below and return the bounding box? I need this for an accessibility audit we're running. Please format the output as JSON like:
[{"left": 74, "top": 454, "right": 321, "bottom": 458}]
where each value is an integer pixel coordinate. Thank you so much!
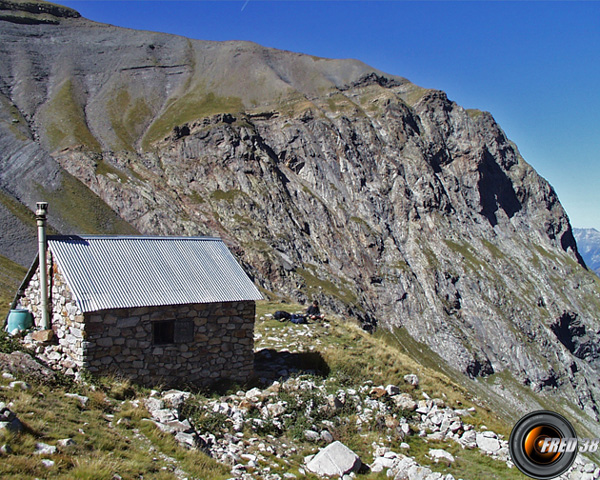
[{"left": 1, "top": 0, "right": 600, "bottom": 434}]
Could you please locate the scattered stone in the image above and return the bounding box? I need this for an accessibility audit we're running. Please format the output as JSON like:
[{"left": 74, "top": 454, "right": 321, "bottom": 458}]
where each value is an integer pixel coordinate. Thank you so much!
[
  {"left": 392, "top": 393, "right": 418, "bottom": 411},
  {"left": 476, "top": 432, "right": 501, "bottom": 453},
  {"left": 320, "top": 430, "right": 334, "bottom": 443},
  {"left": 0, "top": 407, "right": 24, "bottom": 433},
  {"left": 41, "top": 459, "right": 55, "bottom": 468},
  {"left": 34, "top": 443, "right": 57, "bottom": 456},
  {"left": 65, "top": 393, "right": 89, "bottom": 407},
  {"left": 144, "top": 397, "right": 164, "bottom": 413},
  {"left": 306, "top": 441, "right": 362, "bottom": 477},
  {"left": 9, "top": 381, "right": 31, "bottom": 390},
  {"left": 162, "top": 390, "right": 190, "bottom": 410},
  {"left": 385, "top": 384, "right": 400, "bottom": 396},
  {"left": 152, "top": 408, "right": 178, "bottom": 424},
  {"left": 174, "top": 431, "right": 203, "bottom": 450},
  {"left": 0, "top": 351, "right": 57, "bottom": 384},
  {"left": 57, "top": 438, "right": 76, "bottom": 448},
  {"left": 429, "top": 448, "right": 455, "bottom": 463},
  {"left": 304, "top": 430, "right": 320, "bottom": 442},
  {"left": 403, "top": 374, "right": 419, "bottom": 386}
]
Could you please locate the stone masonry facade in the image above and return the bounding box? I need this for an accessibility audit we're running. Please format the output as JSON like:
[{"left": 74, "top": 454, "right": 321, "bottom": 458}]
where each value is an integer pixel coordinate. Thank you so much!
[
  {"left": 84, "top": 301, "right": 255, "bottom": 386},
  {"left": 20, "top": 257, "right": 256, "bottom": 386}
]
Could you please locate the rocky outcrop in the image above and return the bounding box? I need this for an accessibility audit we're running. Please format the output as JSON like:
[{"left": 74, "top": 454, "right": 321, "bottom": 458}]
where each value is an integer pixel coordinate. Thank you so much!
[{"left": 1, "top": 0, "right": 600, "bottom": 430}]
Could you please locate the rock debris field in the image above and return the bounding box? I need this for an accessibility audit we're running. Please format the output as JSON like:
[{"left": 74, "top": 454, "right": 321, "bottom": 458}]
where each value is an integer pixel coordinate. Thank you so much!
[{"left": 142, "top": 317, "right": 600, "bottom": 479}]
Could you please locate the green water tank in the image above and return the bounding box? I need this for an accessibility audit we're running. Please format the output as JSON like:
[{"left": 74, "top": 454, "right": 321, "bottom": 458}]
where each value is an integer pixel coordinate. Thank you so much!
[{"left": 6, "top": 309, "right": 33, "bottom": 333}]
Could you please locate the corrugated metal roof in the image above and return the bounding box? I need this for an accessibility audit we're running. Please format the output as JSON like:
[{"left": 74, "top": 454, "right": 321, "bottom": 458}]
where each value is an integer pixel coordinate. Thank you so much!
[{"left": 47, "top": 235, "right": 263, "bottom": 313}]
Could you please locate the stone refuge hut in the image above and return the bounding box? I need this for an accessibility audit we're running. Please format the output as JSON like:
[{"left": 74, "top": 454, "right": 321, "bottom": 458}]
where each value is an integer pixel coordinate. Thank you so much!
[{"left": 15, "top": 233, "right": 263, "bottom": 387}]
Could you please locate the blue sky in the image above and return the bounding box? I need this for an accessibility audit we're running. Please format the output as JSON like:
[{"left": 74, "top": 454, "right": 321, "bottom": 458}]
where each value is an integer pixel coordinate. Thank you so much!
[{"left": 59, "top": 0, "right": 600, "bottom": 231}]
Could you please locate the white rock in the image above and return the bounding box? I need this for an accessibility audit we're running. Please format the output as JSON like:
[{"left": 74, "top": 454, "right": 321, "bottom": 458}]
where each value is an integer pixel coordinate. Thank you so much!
[
  {"left": 404, "top": 374, "right": 419, "bottom": 386},
  {"left": 152, "top": 408, "right": 178, "bottom": 424},
  {"left": 57, "top": 438, "right": 76, "bottom": 448},
  {"left": 306, "top": 441, "right": 362, "bottom": 476},
  {"left": 9, "top": 381, "right": 31, "bottom": 390},
  {"left": 246, "top": 388, "right": 262, "bottom": 399},
  {"left": 428, "top": 448, "right": 455, "bottom": 463},
  {"left": 386, "top": 384, "right": 400, "bottom": 396},
  {"left": 144, "top": 397, "right": 164, "bottom": 413},
  {"left": 65, "top": 393, "right": 89, "bottom": 407},
  {"left": 406, "top": 463, "right": 432, "bottom": 480},
  {"left": 476, "top": 432, "right": 501, "bottom": 453},
  {"left": 393, "top": 393, "right": 418, "bottom": 411},
  {"left": 34, "top": 443, "right": 57, "bottom": 455},
  {"left": 162, "top": 390, "right": 191, "bottom": 409}
]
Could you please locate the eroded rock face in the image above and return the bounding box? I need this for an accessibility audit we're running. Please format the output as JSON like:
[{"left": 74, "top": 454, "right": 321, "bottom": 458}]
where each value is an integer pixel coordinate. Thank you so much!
[{"left": 2, "top": 2, "right": 600, "bottom": 427}]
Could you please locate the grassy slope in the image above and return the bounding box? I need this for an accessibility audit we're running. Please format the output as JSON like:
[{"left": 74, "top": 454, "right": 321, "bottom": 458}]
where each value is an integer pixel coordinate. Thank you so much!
[
  {"left": 0, "top": 254, "right": 27, "bottom": 320},
  {"left": 0, "top": 370, "right": 229, "bottom": 480},
  {"left": 0, "top": 299, "right": 531, "bottom": 480},
  {"left": 252, "top": 301, "right": 527, "bottom": 479}
]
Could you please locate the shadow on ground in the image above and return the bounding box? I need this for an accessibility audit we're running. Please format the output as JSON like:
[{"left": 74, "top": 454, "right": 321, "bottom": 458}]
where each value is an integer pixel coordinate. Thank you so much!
[{"left": 253, "top": 348, "right": 330, "bottom": 386}]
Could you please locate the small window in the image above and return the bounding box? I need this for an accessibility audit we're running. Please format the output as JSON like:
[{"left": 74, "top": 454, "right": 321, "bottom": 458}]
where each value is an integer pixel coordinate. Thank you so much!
[{"left": 153, "top": 320, "right": 175, "bottom": 345}]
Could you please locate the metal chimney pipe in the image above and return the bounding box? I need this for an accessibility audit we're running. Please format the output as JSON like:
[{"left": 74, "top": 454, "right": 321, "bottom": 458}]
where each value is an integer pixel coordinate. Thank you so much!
[{"left": 35, "top": 202, "right": 50, "bottom": 330}]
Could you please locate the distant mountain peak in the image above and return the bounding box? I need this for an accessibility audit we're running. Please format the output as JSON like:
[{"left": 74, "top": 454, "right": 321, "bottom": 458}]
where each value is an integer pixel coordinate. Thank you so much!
[{"left": 574, "top": 228, "right": 600, "bottom": 276}]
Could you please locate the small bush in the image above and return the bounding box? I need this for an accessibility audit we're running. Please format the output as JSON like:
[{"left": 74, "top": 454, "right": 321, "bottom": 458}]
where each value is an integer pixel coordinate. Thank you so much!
[{"left": 0, "top": 329, "right": 25, "bottom": 354}]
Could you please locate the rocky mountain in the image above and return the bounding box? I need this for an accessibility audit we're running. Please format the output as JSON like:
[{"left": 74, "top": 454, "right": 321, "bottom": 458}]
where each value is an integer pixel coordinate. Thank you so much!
[
  {"left": 2, "top": 0, "right": 600, "bottom": 434},
  {"left": 575, "top": 228, "right": 600, "bottom": 277}
]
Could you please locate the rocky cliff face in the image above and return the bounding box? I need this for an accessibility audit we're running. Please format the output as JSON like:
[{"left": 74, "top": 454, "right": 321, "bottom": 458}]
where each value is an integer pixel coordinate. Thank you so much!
[{"left": 2, "top": 1, "right": 600, "bottom": 430}]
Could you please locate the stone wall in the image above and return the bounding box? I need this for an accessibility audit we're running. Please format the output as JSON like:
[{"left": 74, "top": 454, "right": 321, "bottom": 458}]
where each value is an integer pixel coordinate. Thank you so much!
[
  {"left": 20, "top": 257, "right": 85, "bottom": 372},
  {"left": 84, "top": 301, "right": 255, "bottom": 386},
  {"left": 20, "top": 258, "right": 256, "bottom": 386}
]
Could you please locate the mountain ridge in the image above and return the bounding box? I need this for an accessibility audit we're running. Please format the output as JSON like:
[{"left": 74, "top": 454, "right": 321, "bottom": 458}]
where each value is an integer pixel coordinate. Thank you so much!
[{"left": 2, "top": 0, "right": 600, "bottom": 437}]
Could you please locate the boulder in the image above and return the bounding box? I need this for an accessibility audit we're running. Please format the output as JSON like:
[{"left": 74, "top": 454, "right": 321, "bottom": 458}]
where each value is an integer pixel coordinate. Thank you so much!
[
  {"left": 0, "top": 407, "right": 23, "bottom": 433},
  {"left": 476, "top": 432, "right": 501, "bottom": 453},
  {"left": 428, "top": 448, "right": 455, "bottom": 463},
  {"left": 306, "top": 441, "right": 362, "bottom": 476},
  {"left": 34, "top": 442, "right": 57, "bottom": 455},
  {"left": 32, "top": 329, "right": 54, "bottom": 343}
]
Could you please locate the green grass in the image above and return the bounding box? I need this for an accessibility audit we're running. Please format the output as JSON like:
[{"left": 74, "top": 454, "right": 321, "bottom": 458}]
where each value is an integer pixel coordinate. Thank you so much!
[
  {"left": 35, "top": 171, "right": 138, "bottom": 235},
  {"left": 467, "top": 109, "right": 485, "bottom": 120},
  {"left": 253, "top": 303, "right": 528, "bottom": 479},
  {"left": 0, "top": 373, "right": 229, "bottom": 479},
  {"left": 0, "top": 254, "right": 27, "bottom": 320},
  {"left": 444, "top": 239, "right": 488, "bottom": 272},
  {"left": 294, "top": 265, "right": 358, "bottom": 305},
  {"left": 107, "top": 87, "right": 153, "bottom": 151},
  {"left": 142, "top": 87, "right": 243, "bottom": 149},
  {"left": 94, "top": 159, "right": 130, "bottom": 183},
  {"left": 406, "top": 437, "right": 528, "bottom": 480},
  {"left": 0, "top": 190, "right": 40, "bottom": 230},
  {"left": 398, "top": 86, "right": 429, "bottom": 107},
  {"left": 44, "top": 79, "right": 101, "bottom": 152},
  {"left": 481, "top": 239, "right": 505, "bottom": 260},
  {"left": 210, "top": 189, "right": 245, "bottom": 203}
]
